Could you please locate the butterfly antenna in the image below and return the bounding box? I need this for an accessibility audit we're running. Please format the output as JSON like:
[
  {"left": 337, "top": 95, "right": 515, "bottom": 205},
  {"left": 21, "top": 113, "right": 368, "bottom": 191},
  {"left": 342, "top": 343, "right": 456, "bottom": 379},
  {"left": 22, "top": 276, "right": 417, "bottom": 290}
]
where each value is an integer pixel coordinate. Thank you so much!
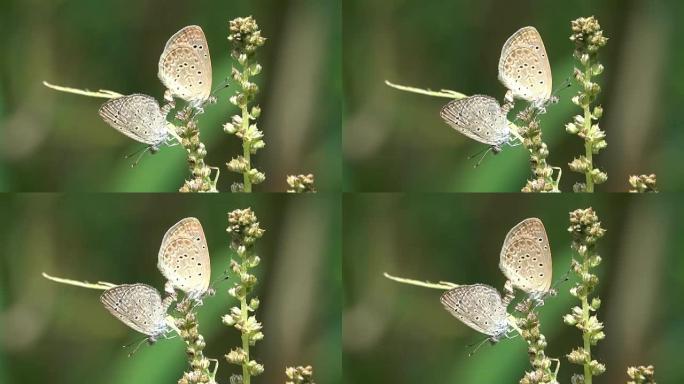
[
  {"left": 128, "top": 146, "right": 152, "bottom": 168},
  {"left": 551, "top": 268, "right": 572, "bottom": 291},
  {"left": 209, "top": 270, "right": 232, "bottom": 289},
  {"left": 467, "top": 147, "right": 487, "bottom": 161},
  {"left": 546, "top": 78, "right": 573, "bottom": 109},
  {"left": 123, "top": 146, "right": 146, "bottom": 161},
  {"left": 123, "top": 337, "right": 148, "bottom": 357},
  {"left": 553, "top": 77, "right": 573, "bottom": 94},
  {"left": 467, "top": 147, "right": 493, "bottom": 168},
  {"left": 466, "top": 337, "right": 490, "bottom": 357},
  {"left": 472, "top": 147, "right": 494, "bottom": 168},
  {"left": 211, "top": 78, "right": 231, "bottom": 96}
]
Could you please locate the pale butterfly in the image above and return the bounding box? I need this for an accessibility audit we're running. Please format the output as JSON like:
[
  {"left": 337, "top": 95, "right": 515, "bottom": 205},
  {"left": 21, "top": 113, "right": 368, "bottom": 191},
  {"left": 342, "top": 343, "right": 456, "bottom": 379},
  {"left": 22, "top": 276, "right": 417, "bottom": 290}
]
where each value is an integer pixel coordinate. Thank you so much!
[
  {"left": 100, "top": 283, "right": 174, "bottom": 343},
  {"left": 158, "top": 25, "right": 212, "bottom": 109},
  {"left": 440, "top": 95, "right": 513, "bottom": 154},
  {"left": 157, "top": 217, "right": 211, "bottom": 301},
  {"left": 498, "top": 26, "right": 553, "bottom": 109},
  {"left": 499, "top": 218, "right": 552, "bottom": 303},
  {"left": 98, "top": 94, "right": 179, "bottom": 152},
  {"left": 440, "top": 284, "right": 511, "bottom": 343}
]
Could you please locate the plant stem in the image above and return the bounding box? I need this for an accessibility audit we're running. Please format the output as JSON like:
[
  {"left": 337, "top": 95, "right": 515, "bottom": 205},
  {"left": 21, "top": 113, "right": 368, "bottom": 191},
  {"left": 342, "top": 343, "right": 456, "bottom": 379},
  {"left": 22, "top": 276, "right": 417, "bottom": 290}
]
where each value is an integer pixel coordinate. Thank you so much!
[
  {"left": 383, "top": 272, "right": 458, "bottom": 289},
  {"left": 566, "top": 207, "right": 606, "bottom": 382},
  {"left": 582, "top": 295, "right": 592, "bottom": 384},
  {"left": 583, "top": 66, "right": 594, "bottom": 193},
  {"left": 241, "top": 294, "right": 251, "bottom": 384},
  {"left": 241, "top": 101, "right": 252, "bottom": 192},
  {"left": 518, "top": 108, "right": 559, "bottom": 192},
  {"left": 176, "top": 107, "right": 214, "bottom": 192},
  {"left": 226, "top": 17, "right": 266, "bottom": 192},
  {"left": 517, "top": 299, "right": 558, "bottom": 384},
  {"left": 385, "top": 80, "right": 466, "bottom": 99},
  {"left": 42, "top": 81, "right": 123, "bottom": 99},
  {"left": 567, "top": 16, "right": 608, "bottom": 192},
  {"left": 42, "top": 272, "right": 117, "bottom": 290},
  {"left": 225, "top": 208, "right": 265, "bottom": 382},
  {"left": 177, "top": 298, "right": 215, "bottom": 384}
]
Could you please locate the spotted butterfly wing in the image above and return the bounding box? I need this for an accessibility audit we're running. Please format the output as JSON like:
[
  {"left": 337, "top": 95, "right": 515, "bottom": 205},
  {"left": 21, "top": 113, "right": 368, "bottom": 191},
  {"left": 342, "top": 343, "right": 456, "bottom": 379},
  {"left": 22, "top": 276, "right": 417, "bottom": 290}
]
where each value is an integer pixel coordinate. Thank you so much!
[
  {"left": 100, "top": 284, "right": 169, "bottom": 339},
  {"left": 440, "top": 95, "right": 510, "bottom": 148},
  {"left": 157, "top": 217, "right": 211, "bottom": 300},
  {"left": 499, "top": 218, "right": 552, "bottom": 296},
  {"left": 98, "top": 94, "right": 169, "bottom": 148},
  {"left": 440, "top": 284, "right": 510, "bottom": 341},
  {"left": 158, "top": 25, "right": 212, "bottom": 107},
  {"left": 498, "top": 26, "right": 552, "bottom": 106}
]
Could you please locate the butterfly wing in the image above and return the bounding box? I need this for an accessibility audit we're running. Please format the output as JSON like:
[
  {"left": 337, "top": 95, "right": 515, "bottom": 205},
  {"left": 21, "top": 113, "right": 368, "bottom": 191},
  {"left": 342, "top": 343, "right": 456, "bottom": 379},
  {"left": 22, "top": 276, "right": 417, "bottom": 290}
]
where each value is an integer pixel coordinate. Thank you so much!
[
  {"left": 499, "top": 218, "right": 552, "bottom": 293},
  {"left": 100, "top": 284, "right": 168, "bottom": 337},
  {"left": 440, "top": 95, "right": 510, "bottom": 146},
  {"left": 98, "top": 94, "right": 168, "bottom": 146},
  {"left": 157, "top": 217, "right": 211, "bottom": 299},
  {"left": 158, "top": 25, "right": 212, "bottom": 106},
  {"left": 440, "top": 284, "right": 509, "bottom": 338},
  {"left": 498, "top": 26, "right": 552, "bottom": 104}
]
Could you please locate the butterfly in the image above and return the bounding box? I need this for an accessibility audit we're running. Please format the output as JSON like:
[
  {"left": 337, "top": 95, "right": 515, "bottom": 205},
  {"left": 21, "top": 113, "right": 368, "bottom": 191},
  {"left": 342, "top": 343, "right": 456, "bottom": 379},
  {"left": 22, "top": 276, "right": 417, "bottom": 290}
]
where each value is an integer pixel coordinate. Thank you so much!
[
  {"left": 498, "top": 26, "right": 553, "bottom": 110},
  {"left": 158, "top": 25, "right": 213, "bottom": 109},
  {"left": 440, "top": 284, "right": 511, "bottom": 343},
  {"left": 98, "top": 94, "right": 178, "bottom": 152},
  {"left": 157, "top": 217, "right": 211, "bottom": 301},
  {"left": 100, "top": 283, "right": 173, "bottom": 343},
  {"left": 440, "top": 95, "right": 512, "bottom": 153},
  {"left": 498, "top": 218, "right": 553, "bottom": 303}
]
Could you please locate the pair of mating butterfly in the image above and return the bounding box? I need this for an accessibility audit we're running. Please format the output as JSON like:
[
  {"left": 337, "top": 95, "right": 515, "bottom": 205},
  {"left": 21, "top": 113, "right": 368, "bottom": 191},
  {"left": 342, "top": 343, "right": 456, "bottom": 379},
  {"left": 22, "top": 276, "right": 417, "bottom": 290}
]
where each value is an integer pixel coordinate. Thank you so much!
[
  {"left": 99, "top": 217, "right": 212, "bottom": 342},
  {"left": 98, "top": 25, "right": 213, "bottom": 152},
  {"left": 440, "top": 218, "right": 553, "bottom": 343},
  {"left": 440, "top": 26, "right": 553, "bottom": 153}
]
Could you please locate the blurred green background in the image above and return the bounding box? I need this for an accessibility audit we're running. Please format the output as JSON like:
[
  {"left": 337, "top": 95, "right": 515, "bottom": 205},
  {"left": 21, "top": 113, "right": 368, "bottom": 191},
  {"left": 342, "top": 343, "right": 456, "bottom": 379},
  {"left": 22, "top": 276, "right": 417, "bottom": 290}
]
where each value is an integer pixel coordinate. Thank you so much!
[
  {"left": 0, "top": 0, "right": 341, "bottom": 192},
  {"left": 343, "top": 194, "right": 683, "bottom": 382},
  {"left": 343, "top": 0, "right": 684, "bottom": 192},
  {"left": 0, "top": 194, "right": 341, "bottom": 383}
]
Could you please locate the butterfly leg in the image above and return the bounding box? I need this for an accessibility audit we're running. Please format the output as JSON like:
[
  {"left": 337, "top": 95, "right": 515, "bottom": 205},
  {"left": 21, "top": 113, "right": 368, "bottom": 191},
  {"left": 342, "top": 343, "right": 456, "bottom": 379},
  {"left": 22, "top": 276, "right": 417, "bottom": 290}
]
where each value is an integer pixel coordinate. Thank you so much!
[
  {"left": 208, "top": 358, "right": 220, "bottom": 380},
  {"left": 209, "top": 166, "right": 221, "bottom": 192},
  {"left": 502, "top": 90, "right": 515, "bottom": 115},
  {"left": 165, "top": 315, "right": 182, "bottom": 335},
  {"left": 162, "top": 289, "right": 178, "bottom": 312},
  {"left": 161, "top": 97, "right": 176, "bottom": 118},
  {"left": 507, "top": 137, "right": 523, "bottom": 147},
  {"left": 502, "top": 280, "right": 515, "bottom": 307},
  {"left": 551, "top": 166, "right": 563, "bottom": 192},
  {"left": 550, "top": 357, "right": 561, "bottom": 377},
  {"left": 165, "top": 123, "right": 183, "bottom": 144}
]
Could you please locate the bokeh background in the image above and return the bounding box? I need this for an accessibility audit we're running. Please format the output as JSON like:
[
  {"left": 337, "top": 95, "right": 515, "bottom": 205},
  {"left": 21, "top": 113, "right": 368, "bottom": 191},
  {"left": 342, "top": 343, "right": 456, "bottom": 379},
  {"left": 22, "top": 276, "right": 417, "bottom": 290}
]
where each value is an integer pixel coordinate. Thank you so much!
[
  {"left": 344, "top": 194, "right": 683, "bottom": 382},
  {"left": 0, "top": 0, "right": 341, "bottom": 192},
  {"left": 0, "top": 194, "right": 341, "bottom": 383},
  {"left": 343, "top": 0, "right": 684, "bottom": 191}
]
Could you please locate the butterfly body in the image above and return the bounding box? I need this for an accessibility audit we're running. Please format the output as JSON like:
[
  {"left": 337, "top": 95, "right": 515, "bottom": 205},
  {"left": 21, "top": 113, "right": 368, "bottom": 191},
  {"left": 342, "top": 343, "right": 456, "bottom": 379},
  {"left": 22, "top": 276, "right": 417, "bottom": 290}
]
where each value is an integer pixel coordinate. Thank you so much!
[
  {"left": 498, "top": 26, "right": 552, "bottom": 109},
  {"left": 440, "top": 95, "right": 511, "bottom": 152},
  {"left": 158, "top": 25, "right": 212, "bottom": 109},
  {"left": 440, "top": 284, "right": 510, "bottom": 342}
]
